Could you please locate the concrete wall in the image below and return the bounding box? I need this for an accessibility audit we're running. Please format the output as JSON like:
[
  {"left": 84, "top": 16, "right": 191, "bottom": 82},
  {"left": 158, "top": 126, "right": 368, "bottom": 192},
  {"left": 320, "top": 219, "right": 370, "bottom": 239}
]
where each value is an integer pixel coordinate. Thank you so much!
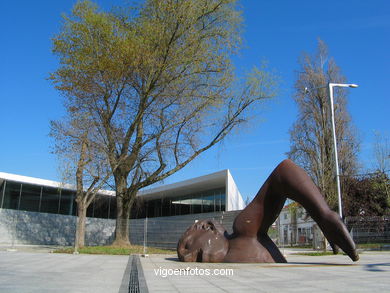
[
  {"left": 0, "top": 208, "right": 242, "bottom": 249},
  {"left": 226, "top": 170, "right": 245, "bottom": 211},
  {"left": 0, "top": 209, "right": 115, "bottom": 246}
]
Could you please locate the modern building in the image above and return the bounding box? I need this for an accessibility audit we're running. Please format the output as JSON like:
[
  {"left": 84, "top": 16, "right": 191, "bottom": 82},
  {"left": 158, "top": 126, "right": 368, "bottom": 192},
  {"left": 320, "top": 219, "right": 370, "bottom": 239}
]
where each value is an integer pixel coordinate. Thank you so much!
[
  {"left": 0, "top": 170, "right": 244, "bottom": 248},
  {"left": 0, "top": 170, "right": 245, "bottom": 220}
]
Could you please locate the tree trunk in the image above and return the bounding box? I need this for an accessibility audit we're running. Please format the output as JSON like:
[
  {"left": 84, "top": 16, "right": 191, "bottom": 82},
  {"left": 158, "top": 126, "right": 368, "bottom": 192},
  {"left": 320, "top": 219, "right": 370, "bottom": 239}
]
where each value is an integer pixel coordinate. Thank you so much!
[
  {"left": 75, "top": 200, "right": 87, "bottom": 251},
  {"left": 113, "top": 197, "right": 131, "bottom": 246},
  {"left": 113, "top": 176, "right": 132, "bottom": 246}
]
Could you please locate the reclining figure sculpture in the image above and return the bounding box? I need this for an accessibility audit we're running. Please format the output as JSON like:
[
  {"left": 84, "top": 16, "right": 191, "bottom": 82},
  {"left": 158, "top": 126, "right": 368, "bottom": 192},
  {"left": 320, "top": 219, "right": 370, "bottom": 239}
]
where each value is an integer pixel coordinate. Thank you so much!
[{"left": 177, "top": 159, "right": 359, "bottom": 263}]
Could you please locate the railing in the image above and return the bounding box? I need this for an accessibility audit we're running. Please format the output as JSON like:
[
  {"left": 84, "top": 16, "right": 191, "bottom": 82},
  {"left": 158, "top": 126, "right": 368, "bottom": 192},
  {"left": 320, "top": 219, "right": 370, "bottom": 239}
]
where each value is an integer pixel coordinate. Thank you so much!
[
  {"left": 2, "top": 208, "right": 388, "bottom": 252},
  {"left": 346, "top": 216, "right": 390, "bottom": 244}
]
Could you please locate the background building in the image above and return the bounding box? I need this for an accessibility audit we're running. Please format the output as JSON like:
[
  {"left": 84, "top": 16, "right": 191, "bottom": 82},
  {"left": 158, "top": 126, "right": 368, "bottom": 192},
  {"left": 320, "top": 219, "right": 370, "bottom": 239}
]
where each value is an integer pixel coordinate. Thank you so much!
[
  {"left": 0, "top": 170, "right": 244, "bottom": 248},
  {"left": 0, "top": 170, "right": 244, "bottom": 219},
  {"left": 276, "top": 203, "right": 316, "bottom": 247}
]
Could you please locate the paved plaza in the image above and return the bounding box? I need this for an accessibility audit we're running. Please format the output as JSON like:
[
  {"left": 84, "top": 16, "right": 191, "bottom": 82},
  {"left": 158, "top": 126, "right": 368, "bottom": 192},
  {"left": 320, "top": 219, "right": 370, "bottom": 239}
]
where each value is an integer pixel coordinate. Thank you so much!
[
  {"left": 0, "top": 247, "right": 389, "bottom": 292},
  {"left": 0, "top": 249, "right": 129, "bottom": 293},
  {"left": 141, "top": 251, "right": 390, "bottom": 293}
]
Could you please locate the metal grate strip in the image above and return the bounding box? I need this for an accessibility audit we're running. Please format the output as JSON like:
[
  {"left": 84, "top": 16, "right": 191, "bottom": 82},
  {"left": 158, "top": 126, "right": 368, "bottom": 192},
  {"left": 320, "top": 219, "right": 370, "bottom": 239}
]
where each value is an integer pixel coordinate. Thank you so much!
[
  {"left": 128, "top": 257, "right": 139, "bottom": 293},
  {"left": 119, "top": 255, "right": 149, "bottom": 293}
]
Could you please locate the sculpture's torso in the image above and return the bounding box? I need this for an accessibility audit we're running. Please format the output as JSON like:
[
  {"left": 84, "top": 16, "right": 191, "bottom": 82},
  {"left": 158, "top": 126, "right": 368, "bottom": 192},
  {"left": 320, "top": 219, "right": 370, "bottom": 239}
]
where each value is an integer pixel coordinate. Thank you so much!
[{"left": 223, "top": 236, "right": 275, "bottom": 263}]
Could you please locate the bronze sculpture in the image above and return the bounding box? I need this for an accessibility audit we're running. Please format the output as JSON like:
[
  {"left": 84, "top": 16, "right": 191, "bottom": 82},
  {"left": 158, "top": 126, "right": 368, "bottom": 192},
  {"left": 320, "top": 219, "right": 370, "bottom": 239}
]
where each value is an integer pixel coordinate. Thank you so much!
[{"left": 177, "top": 159, "right": 359, "bottom": 263}]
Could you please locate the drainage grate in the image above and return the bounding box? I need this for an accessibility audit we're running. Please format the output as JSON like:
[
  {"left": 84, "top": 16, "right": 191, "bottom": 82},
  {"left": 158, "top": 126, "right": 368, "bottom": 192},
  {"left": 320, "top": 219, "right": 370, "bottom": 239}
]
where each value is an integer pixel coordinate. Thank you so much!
[
  {"left": 119, "top": 255, "right": 149, "bottom": 293},
  {"left": 128, "top": 257, "right": 139, "bottom": 293}
]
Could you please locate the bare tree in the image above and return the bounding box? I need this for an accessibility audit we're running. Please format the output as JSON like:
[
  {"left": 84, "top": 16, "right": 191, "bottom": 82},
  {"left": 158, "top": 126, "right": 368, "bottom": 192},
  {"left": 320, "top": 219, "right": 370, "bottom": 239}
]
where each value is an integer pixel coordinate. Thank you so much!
[
  {"left": 287, "top": 40, "right": 359, "bottom": 210},
  {"left": 50, "top": 113, "right": 113, "bottom": 250},
  {"left": 373, "top": 131, "right": 390, "bottom": 207},
  {"left": 50, "top": 0, "right": 278, "bottom": 245},
  {"left": 373, "top": 131, "right": 390, "bottom": 174}
]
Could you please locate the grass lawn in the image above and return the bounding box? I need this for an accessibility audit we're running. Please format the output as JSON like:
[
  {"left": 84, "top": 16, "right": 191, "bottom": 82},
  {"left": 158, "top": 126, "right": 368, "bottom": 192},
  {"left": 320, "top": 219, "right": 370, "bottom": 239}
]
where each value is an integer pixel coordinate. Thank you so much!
[
  {"left": 54, "top": 245, "right": 176, "bottom": 255},
  {"left": 292, "top": 251, "right": 340, "bottom": 256},
  {"left": 356, "top": 243, "right": 389, "bottom": 249}
]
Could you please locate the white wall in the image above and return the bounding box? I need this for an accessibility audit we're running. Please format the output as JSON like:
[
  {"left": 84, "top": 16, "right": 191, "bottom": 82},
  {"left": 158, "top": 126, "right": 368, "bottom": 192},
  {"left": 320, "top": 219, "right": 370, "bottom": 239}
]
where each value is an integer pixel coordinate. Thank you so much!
[{"left": 226, "top": 170, "right": 245, "bottom": 211}]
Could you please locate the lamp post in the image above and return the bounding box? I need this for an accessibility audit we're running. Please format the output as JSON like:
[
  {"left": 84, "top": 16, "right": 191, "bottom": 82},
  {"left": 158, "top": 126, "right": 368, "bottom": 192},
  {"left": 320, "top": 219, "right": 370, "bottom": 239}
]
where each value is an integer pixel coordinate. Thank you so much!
[{"left": 328, "top": 83, "right": 358, "bottom": 219}]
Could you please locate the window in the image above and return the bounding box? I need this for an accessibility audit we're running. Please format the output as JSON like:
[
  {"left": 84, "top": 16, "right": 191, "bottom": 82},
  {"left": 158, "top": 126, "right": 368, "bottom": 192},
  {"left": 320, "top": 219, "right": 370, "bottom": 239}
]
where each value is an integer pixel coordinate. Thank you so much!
[
  {"left": 86, "top": 200, "right": 94, "bottom": 217},
  {"left": 161, "top": 197, "right": 171, "bottom": 217},
  {"left": 171, "top": 198, "right": 180, "bottom": 216},
  {"left": 109, "top": 196, "right": 117, "bottom": 219},
  {"left": 93, "top": 195, "right": 109, "bottom": 219},
  {"left": 2, "top": 181, "right": 21, "bottom": 210},
  {"left": 145, "top": 199, "right": 164, "bottom": 218},
  {"left": 59, "top": 189, "right": 76, "bottom": 216},
  {"left": 179, "top": 195, "right": 191, "bottom": 215},
  {"left": 40, "top": 186, "right": 60, "bottom": 214},
  {"left": 19, "top": 183, "right": 41, "bottom": 212},
  {"left": 0, "top": 179, "right": 6, "bottom": 208},
  {"left": 146, "top": 201, "right": 154, "bottom": 217},
  {"left": 220, "top": 192, "right": 226, "bottom": 211},
  {"left": 202, "top": 192, "right": 214, "bottom": 213},
  {"left": 130, "top": 197, "right": 146, "bottom": 219}
]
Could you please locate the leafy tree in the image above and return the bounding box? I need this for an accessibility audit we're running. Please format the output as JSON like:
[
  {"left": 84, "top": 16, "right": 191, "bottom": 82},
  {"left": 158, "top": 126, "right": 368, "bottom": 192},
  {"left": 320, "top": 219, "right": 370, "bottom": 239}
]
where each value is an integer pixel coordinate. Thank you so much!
[
  {"left": 343, "top": 132, "right": 390, "bottom": 217},
  {"left": 287, "top": 40, "right": 359, "bottom": 210},
  {"left": 343, "top": 172, "right": 389, "bottom": 217},
  {"left": 50, "top": 0, "right": 278, "bottom": 245}
]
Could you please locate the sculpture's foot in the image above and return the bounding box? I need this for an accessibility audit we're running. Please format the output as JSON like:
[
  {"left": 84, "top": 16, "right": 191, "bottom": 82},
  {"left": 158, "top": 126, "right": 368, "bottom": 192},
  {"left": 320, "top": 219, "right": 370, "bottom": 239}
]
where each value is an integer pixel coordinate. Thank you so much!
[
  {"left": 319, "top": 211, "right": 359, "bottom": 261},
  {"left": 329, "top": 242, "right": 339, "bottom": 255},
  {"left": 258, "top": 234, "right": 287, "bottom": 263}
]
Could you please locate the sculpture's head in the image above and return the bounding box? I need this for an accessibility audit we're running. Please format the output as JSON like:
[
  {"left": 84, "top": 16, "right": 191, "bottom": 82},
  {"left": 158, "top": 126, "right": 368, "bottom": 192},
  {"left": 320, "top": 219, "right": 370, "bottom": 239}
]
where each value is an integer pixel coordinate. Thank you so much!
[{"left": 177, "top": 219, "right": 229, "bottom": 262}]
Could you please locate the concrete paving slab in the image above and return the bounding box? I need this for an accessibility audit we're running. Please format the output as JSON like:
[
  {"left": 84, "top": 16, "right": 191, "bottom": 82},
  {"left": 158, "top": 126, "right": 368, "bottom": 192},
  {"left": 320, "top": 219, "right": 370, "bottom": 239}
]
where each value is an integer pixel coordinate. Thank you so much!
[
  {"left": 0, "top": 244, "right": 64, "bottom": 253},
  {"left": 140, "top": 252, "right": 390, "bottom": 293},
  {"left": 0, "top": 251, "right": 129, "bottom": 293},
  {"left": 1, "top": 249, "right": 389, "bottom": 292}
]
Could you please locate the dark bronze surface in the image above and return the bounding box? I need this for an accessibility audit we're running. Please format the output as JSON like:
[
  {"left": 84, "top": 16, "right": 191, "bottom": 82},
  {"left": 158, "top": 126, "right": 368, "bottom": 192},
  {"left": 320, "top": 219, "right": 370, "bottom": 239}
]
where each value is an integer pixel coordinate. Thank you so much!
[{"left": 177, "top": 159, "right": 359, "bottom": 263}]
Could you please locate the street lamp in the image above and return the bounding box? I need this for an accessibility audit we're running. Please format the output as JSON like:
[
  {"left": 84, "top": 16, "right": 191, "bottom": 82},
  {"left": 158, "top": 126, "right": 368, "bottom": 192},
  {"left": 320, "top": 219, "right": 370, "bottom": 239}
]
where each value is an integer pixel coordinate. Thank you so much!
[{"left": 328, "top": 83, "right": 358, "bottom": 219}]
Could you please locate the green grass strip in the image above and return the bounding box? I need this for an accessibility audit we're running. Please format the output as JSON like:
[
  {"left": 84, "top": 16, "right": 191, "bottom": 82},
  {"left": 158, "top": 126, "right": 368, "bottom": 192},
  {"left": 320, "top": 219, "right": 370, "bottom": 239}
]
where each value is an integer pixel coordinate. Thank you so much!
[
  {"left": 54, "top": 245, "right": 176, "bottom": 255},
  {"left": 293, "top": 251, "right": 339, "bottom": 256}
]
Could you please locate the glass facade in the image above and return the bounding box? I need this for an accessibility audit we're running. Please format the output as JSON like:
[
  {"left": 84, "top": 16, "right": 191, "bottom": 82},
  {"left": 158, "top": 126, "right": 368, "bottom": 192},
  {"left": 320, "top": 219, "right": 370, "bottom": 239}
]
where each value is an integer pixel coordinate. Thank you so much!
[
  {"left": 0, "top": 179, "right": 226, "bottom": 219},
  {"left": 59, "top": 189, "right": 75, "bottom": 215},
  {"left": 19, "top": 183, "right": 41, "bottom": 212},
  {"left": 2, "top": 180, "right": 20, "bottom": 210},
  {"left": 134, "top": 188, "right": 226, "bottom": 218},
  {"left": 40, "top": 186, "right": 60, "bottom": 214}
]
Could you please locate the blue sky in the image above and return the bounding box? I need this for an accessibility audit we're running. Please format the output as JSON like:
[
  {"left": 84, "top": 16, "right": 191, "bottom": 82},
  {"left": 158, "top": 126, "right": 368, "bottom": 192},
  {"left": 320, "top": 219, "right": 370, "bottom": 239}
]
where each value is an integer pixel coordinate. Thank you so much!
[{"left": 0, "top": 0, "right": 389, "bottom": 202}]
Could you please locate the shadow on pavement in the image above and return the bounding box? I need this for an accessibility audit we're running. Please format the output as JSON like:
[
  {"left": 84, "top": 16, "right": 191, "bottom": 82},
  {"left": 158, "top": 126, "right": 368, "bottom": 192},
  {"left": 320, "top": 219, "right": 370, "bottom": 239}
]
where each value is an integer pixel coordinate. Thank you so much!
[{"left": 364, "top": 263, "right": 390, "bottom": 272}]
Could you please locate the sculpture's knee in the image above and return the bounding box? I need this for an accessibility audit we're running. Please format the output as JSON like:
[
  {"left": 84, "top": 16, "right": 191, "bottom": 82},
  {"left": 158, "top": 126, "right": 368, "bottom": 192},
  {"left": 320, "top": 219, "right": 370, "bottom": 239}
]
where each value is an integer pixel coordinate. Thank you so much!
[
  {"left": 275, "top": 159, "right": 296, "bottom": 173},
  {"left": 282, "top": 159, "right": 298, "bottom": 168}
]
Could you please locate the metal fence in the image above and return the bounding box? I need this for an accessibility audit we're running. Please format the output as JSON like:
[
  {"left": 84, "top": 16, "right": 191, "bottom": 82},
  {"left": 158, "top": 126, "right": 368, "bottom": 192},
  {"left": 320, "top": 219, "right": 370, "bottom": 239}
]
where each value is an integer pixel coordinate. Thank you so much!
[
  {"left": 346, "top": 216, "right": 390, "bottom": 244},
  {"left": 272, "top": 220, "right": 327, "bottom": 250},
  {"left": 2, "top": 207, "right": 389, "bottom": 251},
  {"left": 128, "top": 211, "right": 240, "bottom": 252},
  {"left": 129, "top": 216, "right": 327, "bottom": 252},
  {"left": 92, "top": 215, "right": 390, "bottom": 253},
  {"left": 271, "top": 216, "right": 390, "bottom": 250}
]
